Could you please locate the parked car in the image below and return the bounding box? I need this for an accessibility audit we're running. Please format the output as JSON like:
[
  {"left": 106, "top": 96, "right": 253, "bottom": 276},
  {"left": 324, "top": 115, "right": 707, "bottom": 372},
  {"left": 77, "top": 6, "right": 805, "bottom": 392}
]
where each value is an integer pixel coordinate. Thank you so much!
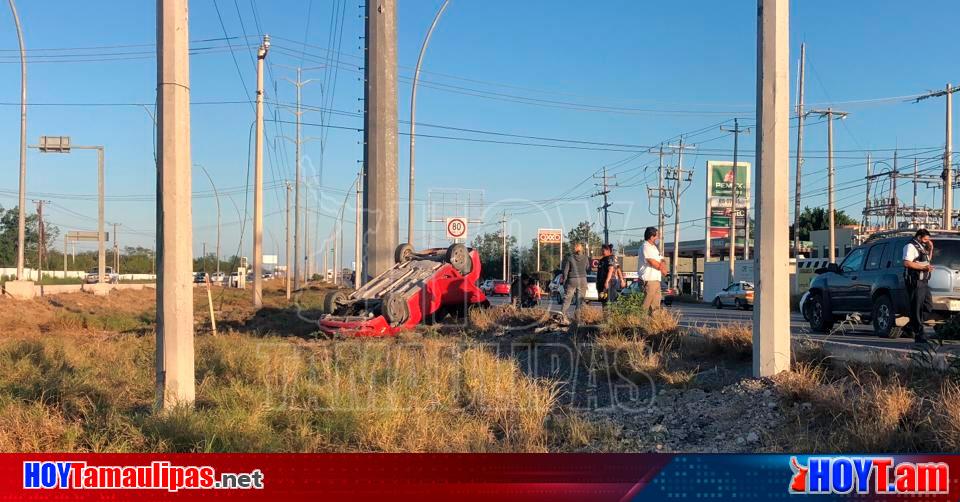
[
  {"left": 621, "top": 280, "right": 675, "bottom": 306},
  {"left": 806, "top": 230, "right": 960, "bottom": 337},
  {"left": 549, "top": 274, "right": 599, "bottom": 303},
  {"left": 210, "top": 272, "right": 226, "bottom": 284},
  {"left": 479, "top": 279, "right": 495, "bottom": 294},
  {"left": 799, "top": 290, "right": 812, "bottom": 322},
  {"left": 712, "top": 281, "right": 754, "bottom": 310},
  {"left": 84, "top": 267, "right": 119, "bottom": 284},
  {"left": 491, "top": 280, "right": 511, "bottom": 296},
  {"left": 193, "top": 272, "right": 208, "bottom": 284}
]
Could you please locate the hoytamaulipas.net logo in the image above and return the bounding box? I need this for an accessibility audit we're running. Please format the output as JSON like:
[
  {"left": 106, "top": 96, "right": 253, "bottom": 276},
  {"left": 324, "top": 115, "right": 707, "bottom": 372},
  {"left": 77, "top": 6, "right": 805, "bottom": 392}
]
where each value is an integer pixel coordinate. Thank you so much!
[
  {"left": 789, "top": 456, "right": 948, "bottom": 495},
  {"left": 24, "top": 461, "right": 264, "bottom": 492}
]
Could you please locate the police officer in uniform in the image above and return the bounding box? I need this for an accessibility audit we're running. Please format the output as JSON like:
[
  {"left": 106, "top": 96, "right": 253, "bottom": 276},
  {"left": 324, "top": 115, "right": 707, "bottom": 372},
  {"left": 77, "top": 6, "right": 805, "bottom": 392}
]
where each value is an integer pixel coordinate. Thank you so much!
[{"left": 903, "top": 228, "right": 934, "bottom": 343}]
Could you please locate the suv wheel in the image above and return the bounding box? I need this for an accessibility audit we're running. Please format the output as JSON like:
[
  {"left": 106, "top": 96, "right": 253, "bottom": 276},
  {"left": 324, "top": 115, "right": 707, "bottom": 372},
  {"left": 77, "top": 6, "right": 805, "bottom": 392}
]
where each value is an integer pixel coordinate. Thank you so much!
[
  {"left": 713, "top": 297, "right": 722, "bottom": 309},
  {"left": 871, "top": 295, "right": 897, "bottom": 338},
  {"left": 807, "top": 293, "right": 834, "bottom": 333}
]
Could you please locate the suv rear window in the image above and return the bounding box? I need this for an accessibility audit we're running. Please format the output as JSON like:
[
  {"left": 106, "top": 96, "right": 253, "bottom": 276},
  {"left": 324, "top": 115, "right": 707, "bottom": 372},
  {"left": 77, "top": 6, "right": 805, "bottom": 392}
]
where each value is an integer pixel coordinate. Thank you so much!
[
  {"left": 933, "top": 239, "right": 960, "bottom": 270},
  {"left": 865, "top": 243, "right": 886, "bottom": 270}
]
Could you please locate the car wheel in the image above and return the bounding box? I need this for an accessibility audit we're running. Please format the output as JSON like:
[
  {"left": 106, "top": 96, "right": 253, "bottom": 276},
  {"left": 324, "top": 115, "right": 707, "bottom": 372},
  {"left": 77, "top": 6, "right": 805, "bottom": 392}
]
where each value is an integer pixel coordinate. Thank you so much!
[
  {"left": 872, "top": 295, "right": 897, "bottom": 338},
  {"left": 323, "top": 289, "right": 348, "bottom": 314},
  {"left": 713, "top": 297, "right": 722, "bottom": 309},
  {"left": 445, "top": 243, "right": 472, "bottom": 275},
  {"left": 735, "top": 299, "right": 745, "bottom": 310},
  {"left": 394, "top": 243, "right": 415, "bottom": 264},
  {"left": 382, "top": 292, "right": 409, "bottom": 325},
  {"left": 807, "top": 293, "right": 834, "bottom": 333}
]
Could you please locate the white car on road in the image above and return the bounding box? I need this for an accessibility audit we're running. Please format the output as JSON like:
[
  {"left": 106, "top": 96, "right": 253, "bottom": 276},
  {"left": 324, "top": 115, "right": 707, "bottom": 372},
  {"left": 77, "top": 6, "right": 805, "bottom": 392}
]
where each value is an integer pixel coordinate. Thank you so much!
[{"left": 550, "top": 274, "right": 599, "bottom": 303}]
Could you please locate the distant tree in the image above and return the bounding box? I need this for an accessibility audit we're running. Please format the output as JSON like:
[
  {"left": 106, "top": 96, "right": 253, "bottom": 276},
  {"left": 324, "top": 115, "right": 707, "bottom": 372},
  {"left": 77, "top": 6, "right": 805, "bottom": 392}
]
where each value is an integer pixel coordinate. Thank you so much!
[
  {"left": 566, "top": 221, "right": 602, "bottom": 255},
  {"left": 795, "top": 206, "right": 858, "bottom": 241},
  {"left": 471, "top": 231, "right": 517, "bottom": 279},
  {"left": 0, "top": 205, "right": 57, "bottom": 269}
]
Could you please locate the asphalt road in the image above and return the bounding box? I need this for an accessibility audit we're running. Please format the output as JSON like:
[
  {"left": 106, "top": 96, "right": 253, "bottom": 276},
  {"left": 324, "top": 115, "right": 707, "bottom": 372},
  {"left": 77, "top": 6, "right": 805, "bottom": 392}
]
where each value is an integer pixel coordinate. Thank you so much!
[{"left": 488, "top": 294, "right": 959, "bottom": 354}]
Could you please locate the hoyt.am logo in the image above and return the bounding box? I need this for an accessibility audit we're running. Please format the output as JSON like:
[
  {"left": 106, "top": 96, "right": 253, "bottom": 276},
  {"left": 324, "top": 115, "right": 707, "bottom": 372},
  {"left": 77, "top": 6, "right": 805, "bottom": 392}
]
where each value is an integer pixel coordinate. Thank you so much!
[{"left": 789, "top": 456, "right": 949, "bottom": 495}]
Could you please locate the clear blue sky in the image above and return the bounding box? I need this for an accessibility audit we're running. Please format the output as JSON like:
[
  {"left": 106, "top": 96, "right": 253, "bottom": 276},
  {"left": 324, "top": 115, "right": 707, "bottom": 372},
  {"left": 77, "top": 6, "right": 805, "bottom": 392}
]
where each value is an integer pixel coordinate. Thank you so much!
[{"left": 0, "top": 0, "right": 956, "bottom": 268}]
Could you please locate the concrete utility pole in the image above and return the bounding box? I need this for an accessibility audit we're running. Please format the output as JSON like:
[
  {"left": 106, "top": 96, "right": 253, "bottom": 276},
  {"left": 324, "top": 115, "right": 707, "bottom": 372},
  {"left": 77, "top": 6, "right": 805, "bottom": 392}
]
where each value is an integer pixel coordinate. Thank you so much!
[
  {"left": 646, "top": 146, "right": 671, "bottom": 257},
  {"left": 97, "top": 147, "right": 105, "bottom": 283},
  {"left": 753, "top": 0, "right": 791, "bottom": 378},
  {"left": 304, "top": 193, "right": 311, "bottom": 281},
  {"left": 594, "top": 167, "right": 616, "bottom": 244},
  {"left": 279, "top": 66, "right": 322, "bottom": 290},
  {"left": 252, "top": 35, "right": 269, "bottom": 309},
  {"left": 863, "top": 153, "right": 871, "bottom": 230},
  {"left": 664, "top": 140, "right": 695, "bottom": 291},
  {"left": 285, "top": 182, "right": 292, "bottom": 300},
  {"left": 657, "top": 146, "right": 666, "bottom": 256},
  {"left": 8, "top": 0, "right": 26, "bottom": 282},
  {"left": 809, "top": 108, "right": 848, "bottom": 263},
  {"left": 34, "top": 200, "right": 44, "bottom": 285},
  {"left": 408, "top": 0, "right": 451, "bottom": 246},
  {"left": 113, "top": 223, "right": 119, "bottom": 273},
  {"left": 156, "top": 0, "right": 195, "bottom": 408},
  {"left": 721, "top": 118, "right": 750, "bottom": 277},
  {"left": 914, "top": 84, "right": 959, "bottom": 230},
  {"left": 947, "top": 84, "right": 954, "bottom": 230},
  {"left": 354, "top": 170, "right": 363, "bottom": 288},
  {"left": 362, "top": 0, "right": 399, "bottom": 278},
  {"left": 500, "top": 212, "right": 508, "bottom": 281},
  {"left": 792, "top": 42, "right": 806, "bottom": 258}
]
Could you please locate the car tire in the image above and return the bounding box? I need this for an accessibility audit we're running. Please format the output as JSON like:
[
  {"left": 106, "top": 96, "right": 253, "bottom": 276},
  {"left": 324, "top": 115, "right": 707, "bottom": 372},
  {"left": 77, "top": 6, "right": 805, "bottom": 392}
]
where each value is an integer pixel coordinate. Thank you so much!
[
  {"left": 445, "top": 243, "right": 472, "bottom": 275},
  {"left": 382, "top": 292, "right": 409, "bottom": 325},
  {"left": 713, "top": 297, "right": 722, "bottom": 309},
  {"left": 871, "top": 294, "right": 897, "bottom": 338},
  {"left": 735, "top": 299, "right": 745, "bottom": 310},
  {"left": 323, "top": 289, "right": 348, "bottom": 315},
  {"left": 807, "top": 293, "right": 834, "bottom": 333},
  {"left": 394, "top": 243, "right": 415, "bottom": 264}
]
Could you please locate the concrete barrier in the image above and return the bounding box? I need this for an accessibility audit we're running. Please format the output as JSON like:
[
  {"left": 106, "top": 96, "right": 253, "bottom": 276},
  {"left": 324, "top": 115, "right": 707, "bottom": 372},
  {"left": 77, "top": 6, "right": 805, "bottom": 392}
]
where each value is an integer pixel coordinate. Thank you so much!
[{"left": 32, "top": 283, "right": 157, "bottom": 296}]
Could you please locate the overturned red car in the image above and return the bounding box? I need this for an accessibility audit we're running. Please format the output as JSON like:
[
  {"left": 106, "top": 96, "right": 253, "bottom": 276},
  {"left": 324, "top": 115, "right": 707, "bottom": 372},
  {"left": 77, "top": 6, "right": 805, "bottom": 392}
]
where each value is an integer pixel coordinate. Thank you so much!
[{"left": 317, "top": 243, "right": 488, "bottom": 336}]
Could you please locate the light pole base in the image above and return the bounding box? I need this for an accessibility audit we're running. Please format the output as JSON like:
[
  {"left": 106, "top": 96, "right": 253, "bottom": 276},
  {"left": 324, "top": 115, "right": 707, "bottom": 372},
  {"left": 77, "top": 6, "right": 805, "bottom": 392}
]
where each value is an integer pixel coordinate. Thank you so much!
[
  {"left": 3, "top": 280, "right": 36, "bottom": 300},
  {"left": 85, "top": 283, "right": 112, "bottom": 297}
]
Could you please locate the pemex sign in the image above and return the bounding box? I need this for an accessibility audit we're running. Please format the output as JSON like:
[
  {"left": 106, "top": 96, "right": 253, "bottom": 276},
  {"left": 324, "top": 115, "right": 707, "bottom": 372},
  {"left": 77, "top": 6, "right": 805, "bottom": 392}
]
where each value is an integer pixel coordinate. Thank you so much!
[{"left": 705, "top": 161, "right": 751, "bottom": 244}]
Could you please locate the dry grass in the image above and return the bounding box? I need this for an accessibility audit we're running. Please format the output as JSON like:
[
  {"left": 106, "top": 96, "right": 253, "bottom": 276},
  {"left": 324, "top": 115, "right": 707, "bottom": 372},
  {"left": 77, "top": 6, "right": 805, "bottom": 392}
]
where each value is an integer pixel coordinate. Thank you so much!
[
  {"left": 933, "top": 382, "right": 960, "bottom": 450},
  {"left": 587, "top": 331, "right": 694, "bottom": 387},
  {"left": 696, "top": 323, "right": 752, "bottom": 359},
  {"left": 0, "top": 325, "right": 575, "bottom": 452},
  {"left": 468, "top": 304, "right": 551, "bottom": 334},
  {"left": 573, "top": 307, "right": 605, "bottom": 325}
]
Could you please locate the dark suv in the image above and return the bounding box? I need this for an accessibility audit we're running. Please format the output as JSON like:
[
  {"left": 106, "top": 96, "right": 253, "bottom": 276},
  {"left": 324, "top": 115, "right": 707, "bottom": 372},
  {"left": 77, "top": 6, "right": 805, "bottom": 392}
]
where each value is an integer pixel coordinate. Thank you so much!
[{"left": 806, "top": 230, "right": 960, "bottom": 337}]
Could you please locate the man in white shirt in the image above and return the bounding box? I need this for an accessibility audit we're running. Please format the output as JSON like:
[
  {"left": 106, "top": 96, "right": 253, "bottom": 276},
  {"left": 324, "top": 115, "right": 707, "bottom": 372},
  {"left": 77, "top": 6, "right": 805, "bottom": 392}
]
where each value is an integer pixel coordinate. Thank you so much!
[
  {"left": 903, "top": 228, "right": 934, "bottom": 343},
  {"left": 638, "top": 226, "right": 668, "bottom": 314}
]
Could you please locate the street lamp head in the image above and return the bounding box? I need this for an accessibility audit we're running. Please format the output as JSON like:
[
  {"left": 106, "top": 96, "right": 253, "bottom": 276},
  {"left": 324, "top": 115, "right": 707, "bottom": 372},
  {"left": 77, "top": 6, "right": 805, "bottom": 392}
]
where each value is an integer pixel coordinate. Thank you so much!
[{"left": 259, "top": 35, "right": 271, "bottom": 58}]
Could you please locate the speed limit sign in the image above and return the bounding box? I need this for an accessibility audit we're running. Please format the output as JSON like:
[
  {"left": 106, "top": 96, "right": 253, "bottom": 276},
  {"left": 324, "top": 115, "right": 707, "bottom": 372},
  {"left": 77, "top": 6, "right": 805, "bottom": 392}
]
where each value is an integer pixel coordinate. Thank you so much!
[{"left": 445, "top": 217, "right": 468, "bottom": 240}]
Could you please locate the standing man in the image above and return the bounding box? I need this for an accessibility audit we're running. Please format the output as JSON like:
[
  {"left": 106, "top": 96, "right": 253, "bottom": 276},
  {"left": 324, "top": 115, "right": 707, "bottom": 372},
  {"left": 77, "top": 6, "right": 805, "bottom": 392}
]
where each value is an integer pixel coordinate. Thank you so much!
[
  {"left": 599, "top": 244, "right": 625, "bottom": 307},
  {"left": 638, "top": 227, "right": 668, "bottom": 314},
  {"left": 903, "top": 228, "right": 934, "bottom": 343},
  {"left": 559, "top": 242, "right": 589, "bottom": 324}
]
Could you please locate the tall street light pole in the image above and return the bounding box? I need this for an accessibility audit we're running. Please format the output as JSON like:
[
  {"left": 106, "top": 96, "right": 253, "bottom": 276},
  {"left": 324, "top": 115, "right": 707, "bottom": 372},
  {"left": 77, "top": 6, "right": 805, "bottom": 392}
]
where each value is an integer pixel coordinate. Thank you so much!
[
  {"left": 408, "top": 0, "right": 450, "bottom": 246},
  {"left": 196, "top": 164, "right": 221, "bottom": 277},
  {"left": 8, "top": 0, "right": 26, "bottom": 282},
  {"left": 252, "top": 35, "right": 269, "bottom": 308}
]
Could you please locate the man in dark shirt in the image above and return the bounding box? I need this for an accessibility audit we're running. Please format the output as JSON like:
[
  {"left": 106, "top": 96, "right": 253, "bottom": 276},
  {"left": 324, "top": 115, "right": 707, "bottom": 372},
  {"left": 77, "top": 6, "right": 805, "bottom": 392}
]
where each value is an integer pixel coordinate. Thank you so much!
[
  {"left": 596, "top": 244, "right": 616, "bottom": 306},
  {"left": 903, "top": 228, "right": 934, "bottom": 343}
]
